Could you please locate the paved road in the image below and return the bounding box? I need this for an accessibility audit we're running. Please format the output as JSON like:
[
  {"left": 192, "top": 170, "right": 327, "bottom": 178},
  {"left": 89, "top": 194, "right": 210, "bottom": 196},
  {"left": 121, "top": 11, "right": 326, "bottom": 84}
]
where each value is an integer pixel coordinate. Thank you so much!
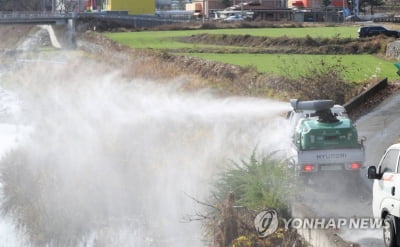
[
  {"left": 299, "top": 91, "right": 400, "bottom": 246},
  {"left": 357, "top": 91, "right": 400, "bottom": 171},
  {"left": 347, "top": 90, "right": 400, "bottom": 246}
]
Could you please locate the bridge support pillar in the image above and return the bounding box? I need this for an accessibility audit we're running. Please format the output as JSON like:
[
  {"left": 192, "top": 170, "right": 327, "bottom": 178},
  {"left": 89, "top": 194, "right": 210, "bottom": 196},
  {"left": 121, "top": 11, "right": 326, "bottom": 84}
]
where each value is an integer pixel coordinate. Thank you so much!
[{"left": 66, "top": 14, "right": 77, "bottom": 49}]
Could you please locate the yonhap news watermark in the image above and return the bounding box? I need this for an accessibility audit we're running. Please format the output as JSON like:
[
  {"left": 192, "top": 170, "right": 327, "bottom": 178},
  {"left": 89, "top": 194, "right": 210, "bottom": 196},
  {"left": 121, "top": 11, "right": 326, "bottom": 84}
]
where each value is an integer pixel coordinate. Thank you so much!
[
  {"left": 254, "top": 209, "right": 385, "bottom": 238},
  {"left": 282, "top": 217, "right": 384, "bottom": 230}
]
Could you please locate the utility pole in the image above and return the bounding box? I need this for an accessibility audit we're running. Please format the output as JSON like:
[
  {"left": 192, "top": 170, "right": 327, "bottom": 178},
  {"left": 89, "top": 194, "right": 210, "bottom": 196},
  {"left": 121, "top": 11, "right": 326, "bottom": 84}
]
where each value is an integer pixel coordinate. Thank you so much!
[
  {"left": 206, "top": 0, "right": 208, "bottom": 18},
  {"left": 202, "top": 0, "right": 206, "bottom": 22},
  {"left": 343, "top": 0, "right": 346, "bottom": 22},
  {"left": 203, "top": 0, "right": 208, "bottom": 23},
  {"left": 354, "top": 0, "right": 359, "bottom": 16}
]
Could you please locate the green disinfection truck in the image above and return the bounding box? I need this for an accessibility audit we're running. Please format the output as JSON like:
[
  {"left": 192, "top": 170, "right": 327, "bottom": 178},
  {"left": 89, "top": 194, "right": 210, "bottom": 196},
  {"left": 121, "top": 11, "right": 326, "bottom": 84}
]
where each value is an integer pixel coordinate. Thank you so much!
[{"left": 287, "top": 99, "right": 365, "bottom": 182}]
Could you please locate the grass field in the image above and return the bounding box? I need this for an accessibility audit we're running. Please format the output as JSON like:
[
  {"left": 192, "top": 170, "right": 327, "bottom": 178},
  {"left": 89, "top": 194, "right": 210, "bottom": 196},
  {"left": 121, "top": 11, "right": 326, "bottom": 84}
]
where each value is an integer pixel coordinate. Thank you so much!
[
  {"left": 181, "top": 53, "right": 397, "bottom": 82},
  {"left": 105, "top": 26, "right": 398, "bottom": 82},
  {"left": 105, "top": 26, "right": 359, "bottom": 49}
]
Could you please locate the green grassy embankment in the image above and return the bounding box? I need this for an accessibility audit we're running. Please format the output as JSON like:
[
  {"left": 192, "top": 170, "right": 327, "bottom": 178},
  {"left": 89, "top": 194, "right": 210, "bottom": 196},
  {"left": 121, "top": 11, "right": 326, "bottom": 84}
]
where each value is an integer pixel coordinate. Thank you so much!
[
  {"left": 105, "top": 26, "right": 398, "bottom": 82},
  {"left": 105, "top": 26, "right": 359, "bottom": 49},
  {"left": 183, "top": 53, "right": 396, "bottom": 82}
]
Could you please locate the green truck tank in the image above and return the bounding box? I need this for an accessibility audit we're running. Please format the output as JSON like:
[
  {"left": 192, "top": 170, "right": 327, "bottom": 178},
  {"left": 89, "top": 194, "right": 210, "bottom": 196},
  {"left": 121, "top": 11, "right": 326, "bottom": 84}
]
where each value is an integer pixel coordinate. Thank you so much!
[{"left": 287, "top": 99, "right": 365, "bottom": 180}]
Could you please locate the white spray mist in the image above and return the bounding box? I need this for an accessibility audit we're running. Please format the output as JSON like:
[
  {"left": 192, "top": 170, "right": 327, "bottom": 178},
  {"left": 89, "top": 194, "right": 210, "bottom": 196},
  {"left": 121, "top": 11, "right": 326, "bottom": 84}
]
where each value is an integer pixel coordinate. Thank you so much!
[{"left": 0, "top": 58, "right": 292, "bottom": 246}]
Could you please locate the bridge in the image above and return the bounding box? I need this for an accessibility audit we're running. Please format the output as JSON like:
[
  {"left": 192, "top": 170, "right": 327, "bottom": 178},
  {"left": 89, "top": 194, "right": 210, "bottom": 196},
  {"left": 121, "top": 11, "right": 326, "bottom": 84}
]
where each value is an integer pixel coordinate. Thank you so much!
[
  {"left": 0, "top": 11, "right": 191, "bottom": 48},
  {"left": 0, "top": 11, "right": 190, "bottom": 27},
  {"left": 0, "top": 12, "right": 72, "bottom": 24}
]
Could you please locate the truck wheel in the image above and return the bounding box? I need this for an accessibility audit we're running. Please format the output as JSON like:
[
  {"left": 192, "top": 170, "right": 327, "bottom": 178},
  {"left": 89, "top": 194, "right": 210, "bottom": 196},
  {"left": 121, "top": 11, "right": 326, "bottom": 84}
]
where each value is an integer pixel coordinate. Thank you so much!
[
  {"left": 301, "top": 173, "right": 312, "bottom": 185},
  {"left": 383, "top": 214, "right": 398, "bottom": 247}
]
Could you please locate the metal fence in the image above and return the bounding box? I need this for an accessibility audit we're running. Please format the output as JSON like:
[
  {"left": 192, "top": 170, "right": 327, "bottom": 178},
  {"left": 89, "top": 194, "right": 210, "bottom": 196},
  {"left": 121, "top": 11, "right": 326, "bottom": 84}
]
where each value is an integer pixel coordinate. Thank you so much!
[{"left": 0, "top": 11, "right": 65, "bottom": 18}]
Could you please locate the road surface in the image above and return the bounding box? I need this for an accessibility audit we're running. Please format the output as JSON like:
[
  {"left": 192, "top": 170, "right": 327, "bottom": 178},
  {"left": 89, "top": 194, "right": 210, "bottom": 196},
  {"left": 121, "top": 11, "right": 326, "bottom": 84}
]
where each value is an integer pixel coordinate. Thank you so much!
[{"left": 299, "top": 90, "right": 400, "bottom": 246}]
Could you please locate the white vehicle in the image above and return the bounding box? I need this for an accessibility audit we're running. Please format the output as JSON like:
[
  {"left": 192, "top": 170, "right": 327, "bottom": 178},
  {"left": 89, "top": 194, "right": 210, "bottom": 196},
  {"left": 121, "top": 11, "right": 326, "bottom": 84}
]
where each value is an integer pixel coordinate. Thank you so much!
[
  {"left": 368, "top": 143, "right": 400, "bottom": 247},
  {"left": 224, "top": 15, "right": 244, "bottom": 22}
]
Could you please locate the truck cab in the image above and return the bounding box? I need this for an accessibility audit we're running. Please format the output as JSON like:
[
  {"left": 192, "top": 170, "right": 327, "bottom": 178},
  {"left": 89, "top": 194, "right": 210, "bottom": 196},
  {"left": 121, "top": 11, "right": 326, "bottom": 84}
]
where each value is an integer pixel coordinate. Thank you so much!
[{"left": 368, "top": 143, "right": 400, "bottom": 247}]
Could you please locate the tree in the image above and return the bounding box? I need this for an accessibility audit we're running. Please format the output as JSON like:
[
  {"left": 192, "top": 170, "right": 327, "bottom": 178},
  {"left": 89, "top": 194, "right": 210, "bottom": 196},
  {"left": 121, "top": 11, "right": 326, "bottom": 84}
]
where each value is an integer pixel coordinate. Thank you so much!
[
  {"left": 358, "top": 0, "right": 367, "bottom": 14},
  {"left": 322, "top": 0, "right": 331, "bottom": 21},
  {"left": 322, "top": 0, "right": 332, "bottom": 7},
  {"left": 222, "top": 0, "right": 233, "bottom": 7},
  {"left": 365, "top": 0, "right": 384, "bottom": 14},
  {"left": 0, "top": 0, "right": 43, "bottom": 11}
]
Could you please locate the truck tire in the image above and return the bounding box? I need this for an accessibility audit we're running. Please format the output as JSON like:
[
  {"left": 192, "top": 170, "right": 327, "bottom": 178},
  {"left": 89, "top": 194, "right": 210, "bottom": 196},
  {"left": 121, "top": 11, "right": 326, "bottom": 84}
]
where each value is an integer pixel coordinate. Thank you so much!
[
  {"left": 383, "top": 214, "right": 398, "bottom": 247},
  {"left": 301, "top": 173, "right": 312, "bottom": 185}
]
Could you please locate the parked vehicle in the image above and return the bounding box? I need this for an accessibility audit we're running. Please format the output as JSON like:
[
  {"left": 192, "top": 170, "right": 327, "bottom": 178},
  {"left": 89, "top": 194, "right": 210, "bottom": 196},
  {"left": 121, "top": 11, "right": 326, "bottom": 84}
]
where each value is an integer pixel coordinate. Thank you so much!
[
  {"left": 368, "top": 143, "right": 400, "bottom": 247},
  {"left": 358, "top": 26, "right": 400, "bottom": 38},
  {"left": 287, "top": 99, "right": 365, "bottom": 183},
  {"left": 224, "top": 15, "right": 244, "bottom": 22}
]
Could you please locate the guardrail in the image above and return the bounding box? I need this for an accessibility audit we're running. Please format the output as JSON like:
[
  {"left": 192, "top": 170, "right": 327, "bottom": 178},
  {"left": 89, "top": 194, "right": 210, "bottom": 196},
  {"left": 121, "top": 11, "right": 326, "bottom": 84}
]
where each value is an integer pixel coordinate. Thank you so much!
[{"left": 373, "top": 16, "right": 400, "bottom": 23}]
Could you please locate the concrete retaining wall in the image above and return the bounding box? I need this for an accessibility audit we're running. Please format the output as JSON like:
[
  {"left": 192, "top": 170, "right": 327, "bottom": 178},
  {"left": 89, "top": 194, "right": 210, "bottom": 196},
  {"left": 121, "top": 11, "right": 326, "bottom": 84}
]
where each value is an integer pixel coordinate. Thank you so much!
[
  {"left": 344, "top": 78, "right": 388, "bottom": 115},
  {"left": 291, "top": 202, "right": 359, "bottom": 247}
]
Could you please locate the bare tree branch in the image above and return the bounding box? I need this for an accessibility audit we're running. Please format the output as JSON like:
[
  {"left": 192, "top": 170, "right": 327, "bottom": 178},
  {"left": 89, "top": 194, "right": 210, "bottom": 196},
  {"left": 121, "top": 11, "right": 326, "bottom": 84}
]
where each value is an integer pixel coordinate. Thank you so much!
[{"left": 183, "top": 191, "right": 221, "bottom": 212}]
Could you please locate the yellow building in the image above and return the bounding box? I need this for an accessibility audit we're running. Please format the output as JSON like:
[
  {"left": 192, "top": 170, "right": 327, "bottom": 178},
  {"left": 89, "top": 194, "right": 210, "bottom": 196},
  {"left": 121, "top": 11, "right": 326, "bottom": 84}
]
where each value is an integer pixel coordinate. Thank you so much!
[{"left": 103, "top": 0, "right": 155, "bottom": 15}]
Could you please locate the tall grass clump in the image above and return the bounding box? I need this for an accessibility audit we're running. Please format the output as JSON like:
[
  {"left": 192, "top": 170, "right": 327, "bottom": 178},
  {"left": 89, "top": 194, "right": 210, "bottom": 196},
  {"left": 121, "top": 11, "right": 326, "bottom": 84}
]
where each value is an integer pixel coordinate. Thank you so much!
[
  {"left": 213, "top": 151, "right": 296, "bottom": 216},
  {"left": 199, "top": 151, "right": 301, "bottom": 247}
]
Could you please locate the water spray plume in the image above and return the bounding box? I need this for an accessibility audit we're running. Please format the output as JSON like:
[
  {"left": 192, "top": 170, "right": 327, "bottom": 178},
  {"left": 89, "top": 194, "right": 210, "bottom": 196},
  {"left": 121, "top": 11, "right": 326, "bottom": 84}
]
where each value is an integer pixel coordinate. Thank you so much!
[{"left": 0, "top": 57, "right": 292, "bottom": 246}]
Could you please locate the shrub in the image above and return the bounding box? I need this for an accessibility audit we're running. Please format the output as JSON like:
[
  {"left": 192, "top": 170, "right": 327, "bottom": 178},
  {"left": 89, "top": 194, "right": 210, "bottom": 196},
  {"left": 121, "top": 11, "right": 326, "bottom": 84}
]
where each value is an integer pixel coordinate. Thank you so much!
[
  {"left": 200, "top": 22, "right": 217, "bottom": 29},
  {"left": 279, "top": 57, "right": 356, "bottom": 104}
]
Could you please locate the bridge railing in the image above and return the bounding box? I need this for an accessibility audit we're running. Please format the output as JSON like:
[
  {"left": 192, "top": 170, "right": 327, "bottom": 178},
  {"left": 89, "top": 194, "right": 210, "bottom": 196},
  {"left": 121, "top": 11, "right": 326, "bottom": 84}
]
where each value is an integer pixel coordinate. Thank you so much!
[
  {"left": 0, "top": 11, "right": 65, "bottom": 19},
  {"left": 0, "top": 11, "right": 193, "bottom": 26}
]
